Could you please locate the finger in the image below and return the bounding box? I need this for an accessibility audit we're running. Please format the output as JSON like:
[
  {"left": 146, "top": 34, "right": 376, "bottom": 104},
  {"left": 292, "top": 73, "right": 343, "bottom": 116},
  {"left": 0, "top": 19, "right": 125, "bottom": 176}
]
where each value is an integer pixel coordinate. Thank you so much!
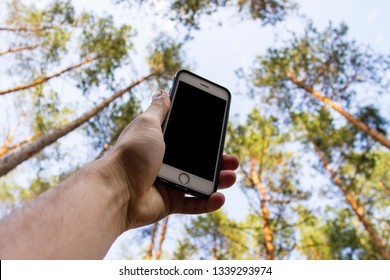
[
  {"left": 221, "top": 154, "right": 239, "bottom": 171},
  {"left": 177, "top": 192, "right": 225, "bottom": 215},
  {"left": 218, "top": 170, "right": 236, "bottom": 189},
  {"left": 143, "top": 90, "right": 170, "bottom": 125}
]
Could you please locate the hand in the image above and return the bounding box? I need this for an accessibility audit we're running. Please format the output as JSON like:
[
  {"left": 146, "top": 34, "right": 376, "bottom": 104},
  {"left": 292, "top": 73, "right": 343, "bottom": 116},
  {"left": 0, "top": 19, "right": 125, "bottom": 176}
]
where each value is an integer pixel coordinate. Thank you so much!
[
  {"left": 105, "top": 90, "right": 239, "bottom": 229},
  {"left": 0, "top": 89, "right": 238, "bottom": 259}
]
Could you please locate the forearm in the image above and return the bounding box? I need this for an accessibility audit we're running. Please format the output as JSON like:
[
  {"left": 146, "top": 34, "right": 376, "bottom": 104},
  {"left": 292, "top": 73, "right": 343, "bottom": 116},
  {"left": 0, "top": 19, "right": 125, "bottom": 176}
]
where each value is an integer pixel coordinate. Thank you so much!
[{"left": 0, "top": 155, "right": 129, "bottom": 259}]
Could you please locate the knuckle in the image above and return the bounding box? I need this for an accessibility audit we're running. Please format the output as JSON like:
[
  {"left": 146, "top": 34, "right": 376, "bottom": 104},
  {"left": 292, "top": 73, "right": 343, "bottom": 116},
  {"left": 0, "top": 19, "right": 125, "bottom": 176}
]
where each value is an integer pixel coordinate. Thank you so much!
[{"left": 133, "top": 114, "right": 158, "bottom": 127}]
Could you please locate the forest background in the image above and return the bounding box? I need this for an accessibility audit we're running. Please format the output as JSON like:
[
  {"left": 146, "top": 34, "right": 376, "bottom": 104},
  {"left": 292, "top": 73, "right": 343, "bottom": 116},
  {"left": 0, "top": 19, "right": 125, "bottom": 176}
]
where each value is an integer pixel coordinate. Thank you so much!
[{"left": 0, "top": 0, "right": 389, "bottom": 260}]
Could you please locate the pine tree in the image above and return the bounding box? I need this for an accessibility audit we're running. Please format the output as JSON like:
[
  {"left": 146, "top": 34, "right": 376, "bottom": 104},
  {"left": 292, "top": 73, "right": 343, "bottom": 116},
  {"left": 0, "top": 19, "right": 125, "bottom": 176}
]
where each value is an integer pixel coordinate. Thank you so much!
[
  {"left": 226, "top": 108, "right": 309, "bottom": 259},
  {"left": 252, "top": 22, "right": 390, "bottom": 149},
  {"left": 293, "top": 108, "right": 390, "bottom": 259}
]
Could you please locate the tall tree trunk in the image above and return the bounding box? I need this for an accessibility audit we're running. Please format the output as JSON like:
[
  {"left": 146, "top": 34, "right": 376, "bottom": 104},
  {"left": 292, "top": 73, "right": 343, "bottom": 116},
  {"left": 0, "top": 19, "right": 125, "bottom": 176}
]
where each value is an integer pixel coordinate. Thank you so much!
[
  {"left": 146, "top": 222, "right": 159, "bottom": 260},
  {"left": 311, "top": 140, "right": 390, "bottom": 260},
  {"left": 155, "top": 217, "right": 169, "bottom": 260},
  {"left": 287, "top": 72, "right": 390, "bottom": 150},
  {"left": 0, "top": 43, "right": 42, "bottom": 56},
  {"left": 0, "top": 57, "right": 95, "bottom": 96},
  {"left": 0, "top": 72, "right": 156, "bottom": 177},
  {"left": 250, "top": 160, "right": 275, "bottom": 260}
]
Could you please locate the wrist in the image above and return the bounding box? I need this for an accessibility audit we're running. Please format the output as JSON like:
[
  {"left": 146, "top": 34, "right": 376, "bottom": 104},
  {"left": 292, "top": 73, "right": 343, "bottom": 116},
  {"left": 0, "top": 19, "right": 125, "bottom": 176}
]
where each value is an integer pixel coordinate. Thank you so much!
[{"left": 89, "top": 151, "right": 131, "bottom": 233}]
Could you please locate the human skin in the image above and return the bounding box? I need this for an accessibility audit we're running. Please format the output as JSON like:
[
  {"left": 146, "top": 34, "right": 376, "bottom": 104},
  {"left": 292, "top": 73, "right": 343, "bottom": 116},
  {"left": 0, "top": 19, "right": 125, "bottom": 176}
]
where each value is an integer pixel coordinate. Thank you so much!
[{"left": 0, "top": 90, "right": 239, "bottom": 259}]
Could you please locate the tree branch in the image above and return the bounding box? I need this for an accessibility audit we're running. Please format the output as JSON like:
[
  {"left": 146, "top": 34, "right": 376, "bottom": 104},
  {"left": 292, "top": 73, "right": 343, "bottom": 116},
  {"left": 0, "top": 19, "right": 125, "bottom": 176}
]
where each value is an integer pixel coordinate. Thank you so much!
[
  {"left": 0, "top": 71, "right": 158, "bottom": 177},
  {"left": 287, "top": 69, "right": 390, "bottom": 149},
  {"left": 0, "top": 56, "right": 96, "bottom": 96},
  {"left": 0, "top": 26, "right": 49, "bottom": 32},
  {"left": 0, "top": 43, "right": 42, "bottom": 57}
]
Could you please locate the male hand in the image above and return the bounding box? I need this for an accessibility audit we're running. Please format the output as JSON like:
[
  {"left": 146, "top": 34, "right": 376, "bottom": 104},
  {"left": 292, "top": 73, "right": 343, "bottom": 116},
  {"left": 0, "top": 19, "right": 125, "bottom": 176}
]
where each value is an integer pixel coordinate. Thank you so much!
[{"left": 106, "top": 90, "right": 239, "bottom": 229}]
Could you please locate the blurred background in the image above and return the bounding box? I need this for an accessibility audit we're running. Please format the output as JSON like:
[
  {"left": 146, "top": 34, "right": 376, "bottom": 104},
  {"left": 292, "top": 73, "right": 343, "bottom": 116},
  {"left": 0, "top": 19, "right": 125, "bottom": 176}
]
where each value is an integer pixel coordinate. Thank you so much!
[{"left": 0, "top": 0, "right": 389, "bottom": 260}]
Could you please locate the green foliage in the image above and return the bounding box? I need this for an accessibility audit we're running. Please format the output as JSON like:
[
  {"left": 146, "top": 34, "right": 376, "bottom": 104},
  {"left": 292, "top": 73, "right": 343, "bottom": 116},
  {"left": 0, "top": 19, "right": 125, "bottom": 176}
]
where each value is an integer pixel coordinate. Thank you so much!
[
  {"left": 180, "top": 210, "right": 250, "bottom": 259},
  {"left": 85, "top": 96, "right": 141, "bottom": 154},
  {"left": 30, "top": 89, "right": 73, "bottom": 134},
  {"left": 296, "top": 207, "right": 331, "bottom": 259},
  {"left": 77, "top": 12, "right": 134, "bottom": 92},
  {"left": 226, "top": 108, "right": 308, "bottom": 259},
  {"left": 6, "top": 0, "right": 75, "bottom": 27},
  {"left": 292, "top": 108, "right": 389, "bottom": 258},
  {"left": 5, "top": 0, "right": 75, "bottom": 65},
  {"left": 117, "top": 0, "right": 296, "bottom": 29},
  {"left": 170, "top": 0, "right": 228, "bottom": 28},
  {"left": 237, "top": 0, "right": 297, "bottom": 23},
  {"left": 3, "top": 1, "right": 134, "bottom": 92},
  {"left": 324, "top": 208, "right": 381, "bottom": 259},
  {"left": 20, "top": 176, "right": 59, "bottom": 201},
  {"left": 253, "top": 21, "right": 390, "bottom": 112},
  {"left": 173, "top": 237, "right": 198, "bottom": 260},
  {"left": 169, "top": 0, "right": 296, "bottom": 29},
  {"left": 147, "top": 34, "right": 188, "bottom": 87},
  {"left": 298, "top": 207, "right": 382, "bottom": 260},
  {"left": 0, "top": 181, "right": 17, "bottom": 206},
  {"left": 227, "top": 108, "right": 302, "bottom": 197}
]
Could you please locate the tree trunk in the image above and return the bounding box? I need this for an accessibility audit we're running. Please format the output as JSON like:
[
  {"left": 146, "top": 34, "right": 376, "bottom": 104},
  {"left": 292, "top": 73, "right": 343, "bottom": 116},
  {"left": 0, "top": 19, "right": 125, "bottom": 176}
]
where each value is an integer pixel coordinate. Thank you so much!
[
  {"left": 146, "top": 222, "right": 159, "bottom": 260},
  {"left": 311, "top": 141, "right": 390, "bottom": 260},
  {"left": 0, "top": 43, "right": 42, "bottom": 56},
  {"left": 0, "top": 57, "right": 95, "bottom": 96},
  {"left": 155, "top": 217, "right": 169, "bottom": 260},
  {"left": 0, "top": 72, "right": 156, "bottom": 177},
  {"left": 287, "top": 72, "right": 390, "bottom": 150},
  {"left": 250, "top": 160, "right": 275, "bottom": 260}
]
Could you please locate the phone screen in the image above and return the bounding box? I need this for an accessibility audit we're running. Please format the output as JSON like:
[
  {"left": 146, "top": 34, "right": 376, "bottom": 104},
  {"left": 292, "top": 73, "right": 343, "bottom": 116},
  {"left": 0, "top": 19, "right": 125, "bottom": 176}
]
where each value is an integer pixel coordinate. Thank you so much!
[{"left": 163, "top": 81, "right": 227, "bottom": 181}]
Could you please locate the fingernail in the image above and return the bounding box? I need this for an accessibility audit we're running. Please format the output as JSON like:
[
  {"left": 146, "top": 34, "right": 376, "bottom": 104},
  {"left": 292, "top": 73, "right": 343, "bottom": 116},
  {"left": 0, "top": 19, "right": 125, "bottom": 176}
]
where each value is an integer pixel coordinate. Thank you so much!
[{"left": 152, "top": 90, "right": 164, "bottom": 101}]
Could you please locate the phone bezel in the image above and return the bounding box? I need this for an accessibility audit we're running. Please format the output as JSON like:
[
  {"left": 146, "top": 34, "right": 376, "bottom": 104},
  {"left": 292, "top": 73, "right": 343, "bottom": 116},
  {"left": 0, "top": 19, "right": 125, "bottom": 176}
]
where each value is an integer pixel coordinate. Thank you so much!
[{"left": 157, "top": 70, "right": 231, "bottom": 199}]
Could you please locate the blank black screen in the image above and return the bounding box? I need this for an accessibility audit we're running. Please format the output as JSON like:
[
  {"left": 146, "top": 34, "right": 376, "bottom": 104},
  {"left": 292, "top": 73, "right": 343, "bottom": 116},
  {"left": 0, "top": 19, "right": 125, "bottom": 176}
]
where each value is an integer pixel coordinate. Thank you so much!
[{"left": 163, "top": 81, "right": 227, "bottom": 181}]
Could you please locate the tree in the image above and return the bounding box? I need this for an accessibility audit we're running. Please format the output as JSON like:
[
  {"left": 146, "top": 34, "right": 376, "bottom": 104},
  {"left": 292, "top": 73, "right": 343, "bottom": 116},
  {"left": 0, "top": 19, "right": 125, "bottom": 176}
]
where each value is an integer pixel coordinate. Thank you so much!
[
  {"left": 0, "top": 0, "right": 187, "bottom": 177},
  {"left": 173, "top": 237, "right": 198, "bottom": 260},
  {"left": 0, "top": 0, "right": 135, "bottom": 168},
  {"left": 226, "top": 108, "right": 309, "bottom": 259},
  {"left": 0, "top": 72, "right": 156, "bottom": 177},
  {"left": 144, "top": 217, "right": 170, "bottom": 260},
  {"left": 1, "top": 2, "right": 134, "bottom": 95},
  {"left": 117, "top": 0, "right": 296, "bottom": 30},
  {"left": 296, "top": 206, "right": 383, "bottom": 260},
  {"left": 85, "top": 95, "right": 142, "bottom": 159},
  {"left": 178, "top": 210, "right": 249, "bottom": 259},
  {"left": 145, "top": 222, "right": 159, "bottom": 260},
  {"left": 253, "top": 22, "right": 390, "bottom": 149},
  {"left": 293, "top": 107, "right": 390, "bottom": 259}
]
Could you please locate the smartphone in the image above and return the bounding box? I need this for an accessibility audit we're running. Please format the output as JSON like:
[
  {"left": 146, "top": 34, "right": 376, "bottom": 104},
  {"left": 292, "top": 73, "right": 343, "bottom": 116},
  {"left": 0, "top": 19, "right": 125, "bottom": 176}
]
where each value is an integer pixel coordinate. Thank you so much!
[{"left": 157, "top": 70, "right": 231, "bottom": 199}]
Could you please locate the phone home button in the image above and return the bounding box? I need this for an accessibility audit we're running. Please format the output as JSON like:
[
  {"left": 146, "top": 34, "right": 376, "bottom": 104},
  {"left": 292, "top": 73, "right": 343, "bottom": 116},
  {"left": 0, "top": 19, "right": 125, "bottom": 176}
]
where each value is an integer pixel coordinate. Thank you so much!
[{"left": 178, "top": 173, "right": 190, "bottom": 185}]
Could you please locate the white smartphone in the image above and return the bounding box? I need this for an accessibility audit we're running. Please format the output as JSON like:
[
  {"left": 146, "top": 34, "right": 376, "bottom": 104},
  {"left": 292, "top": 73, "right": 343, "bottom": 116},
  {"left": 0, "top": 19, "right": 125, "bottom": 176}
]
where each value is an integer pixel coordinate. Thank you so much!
[{"left": 157, "top": 70, "right": 231, "bottom": 199}]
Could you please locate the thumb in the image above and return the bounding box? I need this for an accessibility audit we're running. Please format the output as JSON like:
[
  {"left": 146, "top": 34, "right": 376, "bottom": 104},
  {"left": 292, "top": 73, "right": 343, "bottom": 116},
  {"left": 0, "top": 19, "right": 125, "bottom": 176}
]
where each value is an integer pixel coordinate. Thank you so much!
[{"left": 143, "top": 90, "right": 170, "bottom": 125}]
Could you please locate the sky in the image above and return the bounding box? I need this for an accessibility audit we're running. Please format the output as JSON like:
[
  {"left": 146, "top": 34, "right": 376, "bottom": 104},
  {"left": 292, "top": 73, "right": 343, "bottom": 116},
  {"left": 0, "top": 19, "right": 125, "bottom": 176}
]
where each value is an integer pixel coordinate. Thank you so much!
[
  {"left": 1, "top": 0, "right": 390, "bottom": 259},
  {"left": 102, "top": 0, "right": 390, "bottom": 259}
]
